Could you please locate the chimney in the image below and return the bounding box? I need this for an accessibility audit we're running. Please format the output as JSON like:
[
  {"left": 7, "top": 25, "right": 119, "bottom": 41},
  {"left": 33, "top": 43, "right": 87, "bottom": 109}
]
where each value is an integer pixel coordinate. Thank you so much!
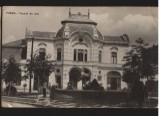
[
  {"left": 69, "top": 8, "right": 71, "bottom": 18},
  {"left": 88, "top": 9, "right": 90, "bottom": 19}
]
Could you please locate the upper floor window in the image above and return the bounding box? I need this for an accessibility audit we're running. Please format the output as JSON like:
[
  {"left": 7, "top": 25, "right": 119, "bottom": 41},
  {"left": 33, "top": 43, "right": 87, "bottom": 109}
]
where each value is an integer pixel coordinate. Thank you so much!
[
  {"left": 111, "top": 52, "right": 117, "bottom": 64},
  {"left": 73, "top": 49, "right": 87, "bottom": 62},
  {"left": 99, "top": 50, "right": 102, "bottom": 63},
  {"left": 78, "top": 49, "right": 83, "bottom": 61},
  {"left": 57, "top": 48, "right": 62, "bottom": 61},
  {"left": 39, "top": 48, "right": 46, "bottom": 60}
]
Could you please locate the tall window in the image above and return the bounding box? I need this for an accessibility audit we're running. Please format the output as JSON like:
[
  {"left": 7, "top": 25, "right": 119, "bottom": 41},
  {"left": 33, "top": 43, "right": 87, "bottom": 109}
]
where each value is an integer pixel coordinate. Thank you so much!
[
  {"left": 78, "top": 49, "right": 83, "bottom": 61},
  {"left": 74, "top": 49, "right": 77, "bottom": 61},
  {"left": 39, "top": 48, "right": 46, "bottom": 60},
  {"left": 99, "top": 50, "right": 102, "bottom": 63},
  {"left": 73, "top": 49, "right": 87, "bottom": 62},
  {"left": 111, "top": 52, "right": 117, "bottom": 64},
  {"left": 57, "top": 48, "right": 62, "bottom": 61}
]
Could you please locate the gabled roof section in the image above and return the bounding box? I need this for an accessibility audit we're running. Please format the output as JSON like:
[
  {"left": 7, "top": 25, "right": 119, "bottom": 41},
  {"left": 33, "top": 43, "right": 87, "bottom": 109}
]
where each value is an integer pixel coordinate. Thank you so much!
[
  {"left": 56, "top": 26, "right": 65, "bottom": 38},
  {"left": 32, "top": 31, "right": 56, "bottom": 38},
  {"left": 103, "top": 35, "right": 129, "bottom": 43}
]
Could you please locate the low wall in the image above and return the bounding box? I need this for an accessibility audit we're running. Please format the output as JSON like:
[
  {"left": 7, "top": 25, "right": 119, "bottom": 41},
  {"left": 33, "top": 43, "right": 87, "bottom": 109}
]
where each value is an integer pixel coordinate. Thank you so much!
[{"left": 54, "top": 89, "right": 129, "bottom": 102}]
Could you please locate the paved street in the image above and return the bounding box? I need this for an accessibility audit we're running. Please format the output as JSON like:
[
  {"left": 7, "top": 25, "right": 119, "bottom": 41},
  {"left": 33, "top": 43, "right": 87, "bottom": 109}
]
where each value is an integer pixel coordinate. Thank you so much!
[{"left": 2, "top": 101, "right": 37, "bottom": 108}]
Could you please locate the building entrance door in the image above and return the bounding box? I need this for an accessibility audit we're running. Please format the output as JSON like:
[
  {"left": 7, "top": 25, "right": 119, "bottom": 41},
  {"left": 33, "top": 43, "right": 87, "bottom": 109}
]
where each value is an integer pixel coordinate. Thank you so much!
[
  {"left": 111, "top": 78, "right": 117, "bottom": 90},
  {"left": 107, "top": 71, "right": 121, "bottom": 90}
]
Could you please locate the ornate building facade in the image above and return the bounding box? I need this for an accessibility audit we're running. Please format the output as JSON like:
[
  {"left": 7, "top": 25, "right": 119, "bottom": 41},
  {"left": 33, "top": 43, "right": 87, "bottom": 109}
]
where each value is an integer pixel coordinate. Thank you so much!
[{"left": 2, "top": 10, "right": 130, "bottom": 91}]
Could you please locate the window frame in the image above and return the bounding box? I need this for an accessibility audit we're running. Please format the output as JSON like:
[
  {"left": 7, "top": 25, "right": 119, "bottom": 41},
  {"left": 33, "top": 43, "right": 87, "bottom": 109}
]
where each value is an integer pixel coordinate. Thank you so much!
[
  {"left": 73, "top": 49, "right": 88, "bottom": 62},
  {"left": 99, "top": 50, "right": 102, "bottom": 63},
  {"left": 57, "top": 48, "right": 62, "bottom": 61},
  {"left": 111, "top": 52, "right": 117, "bottom": 64}
]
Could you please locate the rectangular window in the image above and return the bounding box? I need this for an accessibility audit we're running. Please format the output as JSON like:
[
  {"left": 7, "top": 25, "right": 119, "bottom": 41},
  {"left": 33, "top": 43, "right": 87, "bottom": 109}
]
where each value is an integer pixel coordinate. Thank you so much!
[
  {"left": 78, "top": 49, "right": 83, "bottom": 61},
  {"left": 74, "top": 49, "right": 77, "bottom": 61},
  {"left": 57, "top": 48, "right": 62, "bottom": 61},
  {"left": 39, "top": 48, "right": 46, "bottom": 60},
  {"left": 73, "top": 49, "right": 87, "bottom": 62},
  {"left": 99, "top": 51, "right": 102, "bottom": 63},
  {"left": 111, "top": 52, "right": 117, "bottom": 64}
]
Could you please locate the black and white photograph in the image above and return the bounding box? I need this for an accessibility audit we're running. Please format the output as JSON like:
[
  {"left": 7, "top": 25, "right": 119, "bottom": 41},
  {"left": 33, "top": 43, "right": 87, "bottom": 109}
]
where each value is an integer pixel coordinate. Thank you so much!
[{"left": 1, "top": 6, "right": 158, "bottom": 108}]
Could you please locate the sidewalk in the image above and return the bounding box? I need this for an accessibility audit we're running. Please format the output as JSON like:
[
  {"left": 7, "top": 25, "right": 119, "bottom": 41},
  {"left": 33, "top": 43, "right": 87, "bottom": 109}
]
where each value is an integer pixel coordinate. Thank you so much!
[{"left": 2, "top": 95, "right": 51, "bottom": 108}]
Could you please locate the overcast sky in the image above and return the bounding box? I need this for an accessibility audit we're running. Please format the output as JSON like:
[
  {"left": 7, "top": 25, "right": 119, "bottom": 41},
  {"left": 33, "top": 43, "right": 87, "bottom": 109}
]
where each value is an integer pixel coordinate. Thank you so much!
[{"left": 2, "top": 6, "right": 158, "bottom": 47}]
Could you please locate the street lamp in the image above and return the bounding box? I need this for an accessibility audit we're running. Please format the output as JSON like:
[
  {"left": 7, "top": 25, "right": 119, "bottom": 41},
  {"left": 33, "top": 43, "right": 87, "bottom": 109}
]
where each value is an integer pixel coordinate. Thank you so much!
[{"left": 29, "top": 36, "right": 34, "bottom": 94}]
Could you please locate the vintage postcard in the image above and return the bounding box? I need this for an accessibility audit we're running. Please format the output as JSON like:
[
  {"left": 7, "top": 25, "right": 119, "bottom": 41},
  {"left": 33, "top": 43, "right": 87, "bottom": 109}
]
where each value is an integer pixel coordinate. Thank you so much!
[{"left": 1, "top": 6, "right": 158, "bottom": 108}]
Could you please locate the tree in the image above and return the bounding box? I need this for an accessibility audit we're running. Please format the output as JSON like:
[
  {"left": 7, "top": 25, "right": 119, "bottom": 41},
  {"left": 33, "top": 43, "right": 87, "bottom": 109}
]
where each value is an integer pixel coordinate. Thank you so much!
[
  {"left": 1, "top": 56, "right": 21, "bottom": 95},
  {"left": 122, "top": 38, "right": 155, "bottom": 106},
  {"left": 81, "top": 68, "right": 91, "bottom": 85},
  {"left": 69, "top": 67, "right": 81, "bottom": 88},
  {"left": 25, "top": 53, "right": 54, "bottom": 93},
  {"left": 122, "top": 38, "right": 154, "bottom": 84},
  {"left": 83, "top": 79, "right": 104, "bottom": 90},
  {"left": 23, "top": 83, "right": 27, "bottom": 93}
]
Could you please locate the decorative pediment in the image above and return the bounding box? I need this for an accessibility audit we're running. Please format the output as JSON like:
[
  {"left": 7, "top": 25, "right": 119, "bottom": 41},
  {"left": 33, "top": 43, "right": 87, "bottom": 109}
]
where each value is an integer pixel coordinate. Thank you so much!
[
  {"left": 38, "top": 42, "right": 47, "bottom": 47},
  {"left": 71, "top": 34, "right": 92, "bottom": 47},
  {"left": 98, "top": 46, "right": 103, "bottom": 49},
  {"left": 55, "top": 43, "right": 63, "bottom": 47},
  {"left": 110, "top": 47, "right": 118, "bottom": 51}
]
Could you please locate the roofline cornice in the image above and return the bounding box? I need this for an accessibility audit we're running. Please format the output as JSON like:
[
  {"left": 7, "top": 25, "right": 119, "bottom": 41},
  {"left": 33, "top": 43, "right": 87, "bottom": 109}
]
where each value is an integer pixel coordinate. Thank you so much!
[{"left": 61, "top": 20, "right": 97, "bottom": 25}]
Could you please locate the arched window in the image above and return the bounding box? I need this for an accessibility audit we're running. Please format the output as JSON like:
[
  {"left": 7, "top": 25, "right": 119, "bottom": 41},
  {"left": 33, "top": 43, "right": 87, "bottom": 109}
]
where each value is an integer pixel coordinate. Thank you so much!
[
  {"left": 39, "top": 48, "right": 46, "bottom": 60},
  {"left": 107, "top": 71, "right": 121, "bottom": 90}
]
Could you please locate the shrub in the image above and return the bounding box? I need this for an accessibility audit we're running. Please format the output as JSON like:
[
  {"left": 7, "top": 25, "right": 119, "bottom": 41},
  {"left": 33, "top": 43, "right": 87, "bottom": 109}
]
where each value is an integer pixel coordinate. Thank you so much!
[{"left": 83, "top": 79, "right": 104, "bottom": 90}]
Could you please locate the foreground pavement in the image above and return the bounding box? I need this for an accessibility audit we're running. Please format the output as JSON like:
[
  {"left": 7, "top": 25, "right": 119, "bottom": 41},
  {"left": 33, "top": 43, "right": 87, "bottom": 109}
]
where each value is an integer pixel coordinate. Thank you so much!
[
  {"left": 2, "top": 101, "right": 37, "bottom": 108},
  {"left": 2, "top": 95, "right": 158, "bottom": 108}
]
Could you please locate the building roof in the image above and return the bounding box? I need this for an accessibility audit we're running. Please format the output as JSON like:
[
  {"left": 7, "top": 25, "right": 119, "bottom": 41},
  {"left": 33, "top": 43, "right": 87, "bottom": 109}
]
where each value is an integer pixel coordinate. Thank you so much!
[
  {"left": 104, "top": 35, "right": 129, "bottom": 43},
  {"left": 32, "top": 31, "right": 56, "bottom": 38},
  {"left": 56, "top": 23, "right": 104, "bottom": 41},
  {"left": 2, "top": 39, "right": 26, "bottom": 47},
  {"left": 2, "top": 47, "right": 22, "bottom": 61},
  {"left": 57, "top": 12, "right": 129, "bottom": 43},
  {"left": 56, "top": 26, "right": 65, "bottom": 38}
]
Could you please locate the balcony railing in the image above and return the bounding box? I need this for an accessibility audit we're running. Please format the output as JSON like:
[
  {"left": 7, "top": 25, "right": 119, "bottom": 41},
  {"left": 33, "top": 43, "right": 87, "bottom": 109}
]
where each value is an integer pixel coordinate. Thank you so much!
[{"left": 53, "top": 60, "right": 123, "bottom": 68}]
